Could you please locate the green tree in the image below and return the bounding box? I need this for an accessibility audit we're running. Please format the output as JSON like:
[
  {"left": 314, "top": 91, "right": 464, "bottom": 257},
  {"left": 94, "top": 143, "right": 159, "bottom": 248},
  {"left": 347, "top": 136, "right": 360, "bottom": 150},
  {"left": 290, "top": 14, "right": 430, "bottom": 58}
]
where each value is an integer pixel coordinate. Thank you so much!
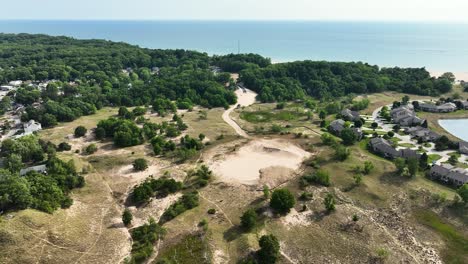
[
  {"left": 394, "top": 157, "right": 406, "bottom": 174},
  {"left": 319, "top": 110, "right": 327, "bottom": 120},
  {"left": 402, "top": 95, "right": 410, "bottom": 105},
  {"left": 122, "top": 209, "right": 133, "bottom": 226},
  {"left": 258, "top": 234, "right": 280, "bottom": 264},
  {"left": 4, "top": 154, "right": 23, "bottom": 173},
  {"left": 324, "top": 193, "right": 336, "bottom": 212},
  {"left": 407, "top": 157, "right": 419, "bottom": 176},
  {"left": 133, "top": 158, "right": 148, "bottom": 171},
  {"left": 363, "top": 161, "right": 374, "bottom": 175},
  {"left": 340, "top": 128, "right": 357, "bottom": 145},
  {"left": 84, "top": 144, "right": 98, "bottom": 155},
  {"left": 457, "top": 184, "right": 468, "bottom": 203},
  {"left": 448, "top": 154, "right": 459, "bottom": 165},
  {"left": 334, "top": 145, "right": 350, "bottom": 161},
  {"left": 263, "top": 185, "right": 270, "bottom": 199},
  {"left": 270, "top": 188, "right": 296, "bottom": 214},
  {"left": 353, "top": 173, "right": 363, "bottom": 185},
  {"left": 74, "top": 126, "right": 87, "bottom": 137},
  {"left": 240, "top": 208, "right": 258, "bottom": 231}
]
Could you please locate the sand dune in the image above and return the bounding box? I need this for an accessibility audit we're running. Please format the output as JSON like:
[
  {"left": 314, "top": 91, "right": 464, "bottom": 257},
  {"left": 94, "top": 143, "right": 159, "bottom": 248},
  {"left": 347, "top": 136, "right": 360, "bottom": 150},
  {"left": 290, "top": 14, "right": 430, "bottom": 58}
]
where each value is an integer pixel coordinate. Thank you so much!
[{"left": 209, "top": 138, "right": 310, "bottom": 185}]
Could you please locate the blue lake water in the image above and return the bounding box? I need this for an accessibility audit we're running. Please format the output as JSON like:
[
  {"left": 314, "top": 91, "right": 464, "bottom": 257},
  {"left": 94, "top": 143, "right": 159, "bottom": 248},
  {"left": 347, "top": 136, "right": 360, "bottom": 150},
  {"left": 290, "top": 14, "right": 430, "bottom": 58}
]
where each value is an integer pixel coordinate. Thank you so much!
[
  {"left": 1, "top": 20, "right": 468, "bottom": 71},
  {"left": 439, "top": 119, "right": 468, "bottom": 141}
]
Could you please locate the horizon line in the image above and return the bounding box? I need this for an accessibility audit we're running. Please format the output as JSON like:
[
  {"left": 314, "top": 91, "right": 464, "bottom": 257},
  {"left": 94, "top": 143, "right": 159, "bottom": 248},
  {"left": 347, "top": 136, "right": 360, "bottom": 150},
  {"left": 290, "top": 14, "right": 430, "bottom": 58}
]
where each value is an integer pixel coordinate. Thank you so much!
[{"left": 0, "top": 18, "right": 468, "bottom": 24}]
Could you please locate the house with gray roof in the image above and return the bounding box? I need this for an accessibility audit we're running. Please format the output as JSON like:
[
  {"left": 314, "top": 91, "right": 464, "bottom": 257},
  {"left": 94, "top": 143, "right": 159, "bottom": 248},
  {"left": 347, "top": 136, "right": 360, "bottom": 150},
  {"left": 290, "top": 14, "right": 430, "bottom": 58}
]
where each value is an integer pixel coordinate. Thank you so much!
[
  {"left": 429, "top": 164, "right": 468, "bottom": 187},
  {"left": 19, "top": 164, "right": 47, "bottom": 176},
  {"left": 391, "top": 105, "right": 424, "bottom": 127},
  {"left": 420, "top": 102, "right": 457, "bottom": 113},
  {"left": 340, "top": 109, "right": 361, "bottom": 122},
  {"left": 329, "top": 119, "right": 346, "bottom": 135},
  {"left": 329, "top": 119, "right": 363, "bottom": 140},
  {"left": 398, "top": 148, "right": 420, "bottom": 160},
  {"left": 405, "top": 126, "right": 441, "bottom": 142},
  {"left": 459, "top": 141, "right": 468, "bottom": 155},
  {"left": 369, "top": 137, "right": 399, "bottom": 159}
]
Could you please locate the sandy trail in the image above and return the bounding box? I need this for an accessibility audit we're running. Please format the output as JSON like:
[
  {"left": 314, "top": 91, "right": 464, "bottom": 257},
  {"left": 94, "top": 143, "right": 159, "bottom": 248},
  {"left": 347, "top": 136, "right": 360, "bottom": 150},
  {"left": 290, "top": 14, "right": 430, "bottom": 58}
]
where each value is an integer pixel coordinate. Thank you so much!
[{"left": 222, "top": 88, "right": 257, "bottom": 138}]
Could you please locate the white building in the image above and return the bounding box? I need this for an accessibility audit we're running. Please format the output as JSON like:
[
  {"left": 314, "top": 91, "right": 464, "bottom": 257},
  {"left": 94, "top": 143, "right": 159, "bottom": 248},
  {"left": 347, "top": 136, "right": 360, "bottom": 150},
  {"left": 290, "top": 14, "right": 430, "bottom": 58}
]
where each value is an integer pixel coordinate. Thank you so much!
[
  {"left": 9, "top": 80, "right": 23, "bottom": 87},
  {"left": 23, "top": 120, "right": 42, "bottom": 135}
]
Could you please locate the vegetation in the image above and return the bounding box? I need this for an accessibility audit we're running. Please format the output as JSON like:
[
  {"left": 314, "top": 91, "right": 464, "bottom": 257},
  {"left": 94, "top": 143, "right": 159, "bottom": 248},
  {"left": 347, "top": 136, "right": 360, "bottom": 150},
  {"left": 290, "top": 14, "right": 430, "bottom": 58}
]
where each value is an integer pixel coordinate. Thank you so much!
[
  {"left": 130, "top": 218, "right": 166, "bottom": 263},
  {"left": 159, "top": 191, "right": 199, "bottom": 224},
  {"left": 131, "top": 176, "right": 183, "bottom": 204},
  {"left": 240, "top": 208, "right": 258, "bottom": 231},
  {"left": 122, "top": 209, "right": 133, "bottom": 226},
  {"left": 74, "top": 125, "right": 87, "bottom": 137},
  {"left": 324, "top": 193, "right": 336, "bottom": 212},
  {"left": 133, "top": 158, "right": 148, "bottom": 171},
  {"left": 240, "top": 60, "right": 452, "bottom": 102},
  {"left": 257, "top": 234, "right": 280, "bottom": 264},
  {"left": 302, "top": 169, "right": 331, "bottom": 187},
  {"left": 458, "top": 184, "right": 468, "bottom": 204},
  {"left": 414, "top": 210, "right": 468, "bottom": 263},
  {"left": 270, "top": 188, "right": 296, "bottom": 214}
]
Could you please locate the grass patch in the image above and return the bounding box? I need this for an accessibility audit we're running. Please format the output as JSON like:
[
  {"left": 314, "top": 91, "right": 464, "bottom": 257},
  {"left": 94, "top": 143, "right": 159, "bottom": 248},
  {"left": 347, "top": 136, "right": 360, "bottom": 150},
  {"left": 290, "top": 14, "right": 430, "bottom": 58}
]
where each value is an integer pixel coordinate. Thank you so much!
[
  {"left": 240, "top": 110, "right": 306, "bottom": 123},
  {"left": 157, "top": 233, "right": 211, "bottom": 264},
  {"left": 414, "top": 210, "right": 468, "bottom": 264},
  {"left": 398, "top": 143, "right": 415, "bottom": 148},
  {"left": 428, "top": 154, "right": 442, "bottom": 164}
]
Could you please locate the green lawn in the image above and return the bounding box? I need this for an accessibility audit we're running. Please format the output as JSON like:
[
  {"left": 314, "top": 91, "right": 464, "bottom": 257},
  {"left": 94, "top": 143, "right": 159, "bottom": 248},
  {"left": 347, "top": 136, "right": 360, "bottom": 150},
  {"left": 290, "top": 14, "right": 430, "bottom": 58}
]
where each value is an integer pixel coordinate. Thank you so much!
[
  {"left": 240, "top": 110, "right": 306, "bottom": 123},
  {"left": 428, "top": 154, "right": 442, "bottom": 164}
]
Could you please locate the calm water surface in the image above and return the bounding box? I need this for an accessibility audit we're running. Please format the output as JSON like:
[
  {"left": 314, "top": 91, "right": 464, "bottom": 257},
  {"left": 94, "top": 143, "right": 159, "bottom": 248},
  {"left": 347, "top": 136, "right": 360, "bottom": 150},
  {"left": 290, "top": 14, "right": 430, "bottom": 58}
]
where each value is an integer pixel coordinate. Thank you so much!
[
  {"left": 0, "top": 20, "right": 468, "bottom": 71},
  {"left": 439, "top": 119, "right": 468, "bottom": 141}
]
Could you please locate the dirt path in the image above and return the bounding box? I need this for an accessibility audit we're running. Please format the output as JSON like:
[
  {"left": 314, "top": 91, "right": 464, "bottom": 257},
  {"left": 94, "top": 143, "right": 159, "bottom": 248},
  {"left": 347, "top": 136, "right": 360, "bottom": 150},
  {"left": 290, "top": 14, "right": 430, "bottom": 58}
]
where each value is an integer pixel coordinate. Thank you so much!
[{"left": 222, "top": 88, "right": 257, "bottom": 138}]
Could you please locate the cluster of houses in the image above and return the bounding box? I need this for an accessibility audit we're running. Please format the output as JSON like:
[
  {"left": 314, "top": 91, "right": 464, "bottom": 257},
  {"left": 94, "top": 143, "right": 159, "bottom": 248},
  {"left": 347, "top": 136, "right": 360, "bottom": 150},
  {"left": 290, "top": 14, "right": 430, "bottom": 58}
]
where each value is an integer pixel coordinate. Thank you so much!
[
  {"left": 429, "top": 164, "right": 468, "bottom": 187},
  {"left": 369, "top": 137, "right": 420, "bottom": 160},
  {"left": 328, "top": 109, "right": 364, "bottom": 140},
  {"left": 390, "top": 105, "right": 425, "bottom": 127},
  {"left": 418, "top": 102, "right": 458, "bottom": 113},
  {"left": 404, "top": 126, "right": 441, "bottom": 142}
]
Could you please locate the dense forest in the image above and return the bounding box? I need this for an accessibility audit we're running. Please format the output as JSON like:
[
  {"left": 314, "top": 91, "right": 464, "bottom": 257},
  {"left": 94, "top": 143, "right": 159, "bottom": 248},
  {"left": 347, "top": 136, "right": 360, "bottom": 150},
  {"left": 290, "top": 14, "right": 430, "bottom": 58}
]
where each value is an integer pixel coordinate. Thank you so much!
[
  {"left": 0, "top": 34, "right": 237, "bottom": 126},
  {"left": 0, "top": 34, "right": 454, "bottom": 125},
  {"left": 239, "top": 61, "right": 453, "bottom": 102}
]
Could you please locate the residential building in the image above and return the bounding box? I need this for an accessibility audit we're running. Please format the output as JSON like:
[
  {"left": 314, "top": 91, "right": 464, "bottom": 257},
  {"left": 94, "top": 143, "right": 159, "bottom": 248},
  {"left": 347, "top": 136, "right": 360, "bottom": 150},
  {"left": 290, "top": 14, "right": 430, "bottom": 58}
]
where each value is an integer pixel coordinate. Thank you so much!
[
  {"left": 459, "top": 141, "right": 468, "bottom": 155},
  {"left": 429, "top": 164, "right": 468, "bottom": 187},
  {"left": 19, "top": 164, "right": 47, "bottom": 176},
  {"left": 405, "top": 126, "right": 441, "bottom": 142},
  {"left": 391, "top": 105, "right": 424, "bottom": 126},
  {"left": 419, "top": 102, "right": 457, "bottom": 113},
  {"left": 23, "top": 120, "right": 42, "bottom": 135},
  {"left": 340, "top": 108, "right": 361, "bottom": 122},
  {"left": 369, "top": 137, "right": 399, "bottom": 159}
]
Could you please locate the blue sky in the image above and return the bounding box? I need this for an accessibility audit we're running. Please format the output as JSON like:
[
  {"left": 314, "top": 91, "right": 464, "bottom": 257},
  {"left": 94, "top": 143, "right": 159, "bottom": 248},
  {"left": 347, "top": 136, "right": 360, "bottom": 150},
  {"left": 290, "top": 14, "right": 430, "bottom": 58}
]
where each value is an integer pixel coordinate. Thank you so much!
[{"left": 4, "top": 0, "right": 468, "bottom": 21}]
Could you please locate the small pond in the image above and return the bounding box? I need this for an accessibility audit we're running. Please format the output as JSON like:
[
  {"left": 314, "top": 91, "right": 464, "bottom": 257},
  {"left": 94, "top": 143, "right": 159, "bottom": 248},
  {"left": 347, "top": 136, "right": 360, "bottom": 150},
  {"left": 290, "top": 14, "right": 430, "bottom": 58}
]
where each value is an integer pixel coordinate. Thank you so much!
[{"left": 438, "top": 119, "right": 468, "bottom": 141}]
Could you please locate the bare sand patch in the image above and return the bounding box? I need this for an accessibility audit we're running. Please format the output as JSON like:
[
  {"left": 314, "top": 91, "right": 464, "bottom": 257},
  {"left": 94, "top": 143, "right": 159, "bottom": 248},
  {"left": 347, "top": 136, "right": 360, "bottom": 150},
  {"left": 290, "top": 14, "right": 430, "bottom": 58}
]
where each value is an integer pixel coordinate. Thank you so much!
[
  {"left": 209, "top": 138, "right": 310, "bottom": 185},
  {"left": 281, "top": 208, "right": 313, "bottom": 229}
]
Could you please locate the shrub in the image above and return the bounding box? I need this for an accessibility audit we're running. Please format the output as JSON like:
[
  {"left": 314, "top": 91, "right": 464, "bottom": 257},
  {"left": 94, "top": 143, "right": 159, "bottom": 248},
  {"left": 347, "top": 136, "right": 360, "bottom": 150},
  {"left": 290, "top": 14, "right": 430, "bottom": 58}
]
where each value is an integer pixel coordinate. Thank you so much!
[
  {"left": 240, "top": 208, "right": 258, "bottom": 231},
  {"left": 57, "top": 142, "right": 72, "bottom": 151},
  {"left": 74, "top": 126, "right": 87, "bottom": 137},
  {"left": 258, "top": 234, "right": 280, "bottom": 264},
  {"left": 84, "top": 144, "right": 98, "bottom": 155},
  {"left": 133, "top": 158, "right": 148, "bottom": 171},
  {"left": 302, "top": 169, "right": 330, "bottom": 187},
  {"left": 207, "top": 208, "right": 216, "bottom": 214},
  {"left": 324, "top": 193, "right": 336, "bottom": 212},
  {"left": 270, "top": 188, "right": 295, "bottom": 214},
  {"left": 122, "top": 209, "right": 133, "bottom": 226}
]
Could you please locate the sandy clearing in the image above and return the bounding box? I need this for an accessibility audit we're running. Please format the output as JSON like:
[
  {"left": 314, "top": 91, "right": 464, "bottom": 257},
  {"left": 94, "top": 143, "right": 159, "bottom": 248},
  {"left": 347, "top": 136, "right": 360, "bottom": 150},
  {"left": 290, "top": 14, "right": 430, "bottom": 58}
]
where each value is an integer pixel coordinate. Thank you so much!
[
  {"left": 222, "top": 88, "right": 257, "bottom": 138},
  {"left": 128, "top": 193, "right": 182, "bottom": 227},
  {"left": 281, "top": 208, "right": 313, "bottom": 229},
  {"left": 116, "top": 164, "right": 161, "bottom": 183},
  {"left": 208, "top": 138, "right": 311, "bottom": 185}
]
